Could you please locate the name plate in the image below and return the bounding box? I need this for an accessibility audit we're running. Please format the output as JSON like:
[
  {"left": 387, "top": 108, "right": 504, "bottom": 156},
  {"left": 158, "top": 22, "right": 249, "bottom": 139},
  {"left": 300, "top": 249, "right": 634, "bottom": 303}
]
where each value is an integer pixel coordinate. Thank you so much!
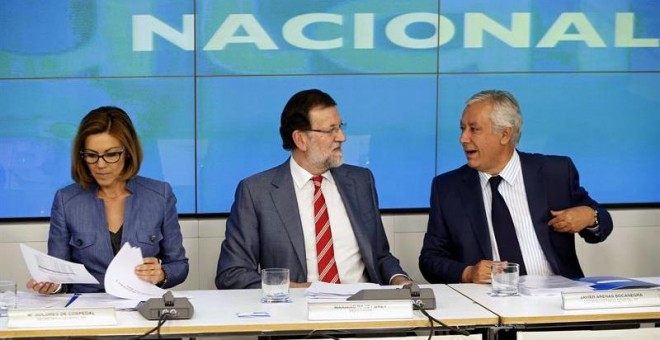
[
  {"left": 562, "top": 289, "right": 660, "bottom": 310},
  {"left": 307, "top": 299, "right": 413, "bottom": 321},
  {"left": 7, "top": 307, "right": 117, "bottom": 328}
]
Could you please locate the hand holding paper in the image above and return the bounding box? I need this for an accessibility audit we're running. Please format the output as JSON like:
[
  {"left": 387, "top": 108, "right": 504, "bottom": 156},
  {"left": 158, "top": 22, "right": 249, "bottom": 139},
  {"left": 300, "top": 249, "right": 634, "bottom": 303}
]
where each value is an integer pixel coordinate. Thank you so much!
[
  {"left": 20, "top": 244, "right": 99, "bottom": 284},
  {"left": 21, "top": 243, "right": 168, "bottom": 301},
  {"left": 104, "top": 242, "right": 167, "bottom": 300},
  {"left": 135, "top": 257, "right": 165, "bottom": 285}
]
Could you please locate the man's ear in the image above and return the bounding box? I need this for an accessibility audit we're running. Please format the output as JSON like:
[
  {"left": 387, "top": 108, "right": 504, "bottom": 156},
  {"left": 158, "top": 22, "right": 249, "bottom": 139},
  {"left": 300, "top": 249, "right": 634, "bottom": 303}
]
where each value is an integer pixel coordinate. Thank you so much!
[
  {"left": 292, "top": 130, "right": 309, "bottom": 151},
  {"left": 500, "top": 127, "right": 513, "bottom": 145}
]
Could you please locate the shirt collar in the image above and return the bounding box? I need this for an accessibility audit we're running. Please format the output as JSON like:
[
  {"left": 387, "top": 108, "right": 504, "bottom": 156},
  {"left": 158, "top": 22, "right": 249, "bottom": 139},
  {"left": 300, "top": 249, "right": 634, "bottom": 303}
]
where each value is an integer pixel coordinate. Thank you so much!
[
  {"left": 478, "top": 150, "right": 522, "bottom": 190},
  {"left": 289, "top": 157, "right": 334, "bottom": 189}
]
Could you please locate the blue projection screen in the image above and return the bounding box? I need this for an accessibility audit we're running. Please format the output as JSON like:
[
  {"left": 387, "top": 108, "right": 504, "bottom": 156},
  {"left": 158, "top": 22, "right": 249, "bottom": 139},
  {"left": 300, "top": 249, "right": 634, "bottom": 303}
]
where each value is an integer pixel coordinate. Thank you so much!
[{"left": 0, "top": 0, "right": 658, "bottom": 218}]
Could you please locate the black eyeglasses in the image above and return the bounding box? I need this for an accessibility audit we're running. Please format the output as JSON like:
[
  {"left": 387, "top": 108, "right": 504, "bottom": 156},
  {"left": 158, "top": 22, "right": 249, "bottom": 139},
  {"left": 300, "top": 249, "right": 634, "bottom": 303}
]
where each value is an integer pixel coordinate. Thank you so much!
[
  {"left": 308, "top": 122, "right": 347, "bottom": 135},
  {"left": 80, "top": 146, "right": 125, "bottom": 164}
]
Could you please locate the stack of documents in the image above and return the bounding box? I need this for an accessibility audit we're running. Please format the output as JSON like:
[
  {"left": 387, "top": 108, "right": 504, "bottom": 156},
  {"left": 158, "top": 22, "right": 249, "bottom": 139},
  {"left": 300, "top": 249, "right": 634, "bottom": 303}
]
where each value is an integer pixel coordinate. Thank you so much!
[
  {"left": 519, "top": 275, "right": 592, "bottom": 296},
  {"left": 305, "top": 282, "right": 382, "bottom": 299}
]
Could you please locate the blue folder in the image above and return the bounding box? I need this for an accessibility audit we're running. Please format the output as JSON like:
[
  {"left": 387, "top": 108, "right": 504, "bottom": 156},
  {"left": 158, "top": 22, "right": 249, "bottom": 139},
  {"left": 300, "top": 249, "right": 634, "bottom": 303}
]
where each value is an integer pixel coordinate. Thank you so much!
[{"left": 578, "top": 276, "right": 659, "bottom": 290}]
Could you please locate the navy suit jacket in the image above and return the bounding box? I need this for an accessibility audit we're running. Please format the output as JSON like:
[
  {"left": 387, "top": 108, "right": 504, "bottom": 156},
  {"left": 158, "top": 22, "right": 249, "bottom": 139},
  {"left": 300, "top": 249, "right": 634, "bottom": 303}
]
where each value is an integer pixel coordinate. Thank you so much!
[
  {"left": 48, "top": 176, "right": 189, "bottom": 293},
  {"left": 419, "top": 152, "right": 613, "bottom": 284},
  {"left": 216, "top": 160, "right": 407, "bottom": 289}
]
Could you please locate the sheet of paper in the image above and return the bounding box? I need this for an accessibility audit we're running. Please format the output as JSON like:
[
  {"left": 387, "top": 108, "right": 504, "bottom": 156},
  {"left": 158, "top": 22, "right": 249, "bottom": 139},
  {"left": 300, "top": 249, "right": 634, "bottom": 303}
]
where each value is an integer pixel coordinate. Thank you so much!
[
  {"left": 17, "top": 290, "right": 140, "bottom": 311},
  {"left": 20, "top": 244, "right": 99, "bottom": 284},
  {"left": 63, "top": 292, "right": 141, "bottom": 310},
  {"left": 305, "top": 281, "right": 383, "bottom": 299},
  {"left": 104, "top": 242, "right": 167, "bottom": 300},
  {"left": 519, "top": 275, "right": 592, "bottom": 296},
  {"left": 16, "top": 290, "right": 72, "bottom": 309}
]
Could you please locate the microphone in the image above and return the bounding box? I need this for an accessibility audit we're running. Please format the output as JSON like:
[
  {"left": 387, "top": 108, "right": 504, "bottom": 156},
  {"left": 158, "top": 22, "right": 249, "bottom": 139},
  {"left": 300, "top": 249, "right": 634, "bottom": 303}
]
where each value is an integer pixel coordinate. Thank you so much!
[
  {"left": 138, "top": 291, "right": 194, "bottom": 320},
  {"left": 347, "top": 282, "right": 436, "bottom": 310}
]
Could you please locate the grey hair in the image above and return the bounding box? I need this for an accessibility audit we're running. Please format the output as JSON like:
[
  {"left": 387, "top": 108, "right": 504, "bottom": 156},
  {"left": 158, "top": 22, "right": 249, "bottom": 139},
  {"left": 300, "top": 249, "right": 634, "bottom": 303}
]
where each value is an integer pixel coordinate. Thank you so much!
[{"left": 466, "top": 90, "right": 523, "bottom": 145}]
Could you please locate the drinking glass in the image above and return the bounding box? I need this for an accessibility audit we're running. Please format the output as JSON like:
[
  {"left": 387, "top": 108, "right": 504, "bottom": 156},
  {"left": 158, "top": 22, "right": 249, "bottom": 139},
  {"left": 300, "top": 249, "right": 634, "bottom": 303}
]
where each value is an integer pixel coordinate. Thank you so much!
[
  {"left": 261, "top": 268, "right": 290, "bottom": 303},
  {"left": 491, "top": 263, "right": 519, "bottom": 296},
  {"left": 0, "top": 280, "right": 17, "bottom": 317}
]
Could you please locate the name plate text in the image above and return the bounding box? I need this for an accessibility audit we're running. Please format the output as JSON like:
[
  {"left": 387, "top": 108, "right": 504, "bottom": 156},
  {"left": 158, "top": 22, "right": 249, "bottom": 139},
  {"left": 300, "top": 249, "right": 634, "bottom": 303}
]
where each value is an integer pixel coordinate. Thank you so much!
[
  {"left": 8, "top": 307, "right": 117, "bottom": 328},
  {"left": 562, "top": 289, "right": 660, "bottom": 310}
]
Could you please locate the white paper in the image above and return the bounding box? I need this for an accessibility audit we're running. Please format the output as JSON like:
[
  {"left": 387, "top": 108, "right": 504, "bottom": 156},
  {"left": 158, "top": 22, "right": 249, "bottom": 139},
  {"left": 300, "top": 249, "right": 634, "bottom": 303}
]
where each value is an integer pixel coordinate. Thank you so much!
[
  {"left": 62, "top": 293, "right": 141, "bottom": 311},
  {"left": 305, "top": 282, "right": 383, "bottom": 299},
  {"left": 20, "top": 244, "right": 99, "bottom": 284},
  {"left": 15, "top": 290, "right": 72, "bottom": 309},
  {"left": 16, "top": 287, "right": 140, "bottom": 312},
  {"left": 519, "top": 275, "right": 592, "bottom": 296},
  {"left": 103, "top": 242, "right": 167, "bottom": 300},
  {"left": 21, "top": 242, "right": 171, "bottom": 302}
]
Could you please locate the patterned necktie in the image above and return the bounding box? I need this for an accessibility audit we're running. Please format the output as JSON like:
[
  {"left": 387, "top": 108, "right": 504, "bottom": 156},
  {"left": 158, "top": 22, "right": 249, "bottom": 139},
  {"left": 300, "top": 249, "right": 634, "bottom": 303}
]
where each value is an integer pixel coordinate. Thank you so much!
[
  {"left": 312, "top": 176, "right": 341, "bottom": 283},
  {"left": 489, "top": 176, "right": 527, "bottom": 275}
]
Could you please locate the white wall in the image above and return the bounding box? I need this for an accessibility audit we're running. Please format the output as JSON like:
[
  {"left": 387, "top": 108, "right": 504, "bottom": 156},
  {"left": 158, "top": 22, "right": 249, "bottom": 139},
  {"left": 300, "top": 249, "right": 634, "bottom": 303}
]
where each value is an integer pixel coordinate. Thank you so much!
[{"left": 1, "top": 208, "right": 658, "bottom": 290}]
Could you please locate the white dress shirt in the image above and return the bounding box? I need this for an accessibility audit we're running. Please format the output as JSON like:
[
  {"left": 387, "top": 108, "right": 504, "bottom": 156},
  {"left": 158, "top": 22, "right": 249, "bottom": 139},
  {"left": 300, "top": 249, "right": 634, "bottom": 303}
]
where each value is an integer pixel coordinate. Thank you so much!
[
  {"left": 290, "top": 159, "right": 368, "bottom": 283},
  {"left": 479, "top": 151, "right": 555, "bottom": 276}
]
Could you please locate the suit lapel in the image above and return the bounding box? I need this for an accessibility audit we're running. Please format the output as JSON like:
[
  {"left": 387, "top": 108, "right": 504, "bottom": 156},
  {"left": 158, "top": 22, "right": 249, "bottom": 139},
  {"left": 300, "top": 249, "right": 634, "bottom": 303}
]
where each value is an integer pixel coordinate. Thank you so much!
[
  {"left": 331, "top": 167, "right": 376, "bottom": 275},
  {"left": 270, "top": 162, "right": 307, "bottom": 274},
  {"left": 91, "top": 186, "right": 115, "bottom": 261},
  {"left": 460, "top": 168, "right": 492, "bottom": 259},
  {"left": 520, "top": 152, "right": 560, "bottom": 273},
  {"left": 121, "top": 181, "right": 136, "bottom": 247}
]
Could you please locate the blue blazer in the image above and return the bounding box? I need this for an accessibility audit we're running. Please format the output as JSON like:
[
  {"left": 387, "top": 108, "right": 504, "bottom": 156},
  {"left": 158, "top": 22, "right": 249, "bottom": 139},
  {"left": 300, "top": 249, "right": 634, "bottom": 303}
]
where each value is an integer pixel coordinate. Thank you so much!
[
  {"left": 216, "top": 160, "right": 407, "bottom": 289},
  {"left": 48, "top": 176, "right": 189, "bottom": 293},
  {"left": 419, "top": 152, "right": 613, "bottom": 284}
]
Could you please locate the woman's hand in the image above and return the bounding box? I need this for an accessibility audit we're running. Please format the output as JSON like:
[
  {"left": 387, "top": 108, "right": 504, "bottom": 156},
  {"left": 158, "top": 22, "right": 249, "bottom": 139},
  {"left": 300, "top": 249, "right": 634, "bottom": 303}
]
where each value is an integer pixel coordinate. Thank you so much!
[
  {"left": 26, "top": 279, "right": 61, "bottom": 295},
  {"left": 135, "top": 257, "right": 165, "bottom": 285}
]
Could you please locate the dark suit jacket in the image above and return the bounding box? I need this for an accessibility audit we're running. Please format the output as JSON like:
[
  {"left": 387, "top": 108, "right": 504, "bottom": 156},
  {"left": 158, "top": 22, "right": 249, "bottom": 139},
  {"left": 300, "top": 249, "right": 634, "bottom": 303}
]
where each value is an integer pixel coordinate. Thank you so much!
[
  {"left": 419, "top": 152, "right": 613, "bottom": 284},
  {"left": 48, "top": 176, "right": 189, "bottom": 293},
  {"left": 215, "top": 160, "right": 407, "bottom": 289}
]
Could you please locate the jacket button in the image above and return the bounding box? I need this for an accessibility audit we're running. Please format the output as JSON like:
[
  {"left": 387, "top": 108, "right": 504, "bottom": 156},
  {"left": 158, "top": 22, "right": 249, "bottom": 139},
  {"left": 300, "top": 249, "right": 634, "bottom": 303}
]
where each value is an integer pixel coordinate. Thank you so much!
[
  {"left": 150, "top": 235, "right": 156, "bottom": 242},
  {"left": 76, "top": 239, "right": 83, "bottom": 246}
]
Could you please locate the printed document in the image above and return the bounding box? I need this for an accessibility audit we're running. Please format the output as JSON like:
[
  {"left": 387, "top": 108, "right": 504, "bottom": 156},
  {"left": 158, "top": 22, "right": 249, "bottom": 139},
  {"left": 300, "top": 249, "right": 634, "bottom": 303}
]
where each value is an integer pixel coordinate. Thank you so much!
[
  {"left": 21, "top": 242, "right": 167, "bottom": 300},
  {"left": 20, "top": 244, "right": 99, "bottom": 284},
  {"left": 104, "top": 242, "right": 167, "bottom": 300},
  {"left": 15, "top": 291, "right": 139, "bottom": 310},
  {"left": 305, "top": 281, "right": 383, "bottom": 299},
  {"left": 519, "top": 275, "right": 592, "bottom": 296}
]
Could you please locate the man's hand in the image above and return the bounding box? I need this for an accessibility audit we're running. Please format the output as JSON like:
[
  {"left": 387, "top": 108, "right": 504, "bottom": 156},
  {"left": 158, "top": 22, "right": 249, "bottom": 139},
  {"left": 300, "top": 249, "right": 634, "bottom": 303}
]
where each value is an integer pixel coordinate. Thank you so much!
[
  {"left": 290, "top": 281, "right": 312, "bottom": 288},
  {"left": 390, "top": 275, "right": 414, "bottom": 286},
  {"left": 548, "top": 206, "right": 595, "bottom": 234},
  {"left": 461, "top": 260, "right": 495, "bottom": 283}
]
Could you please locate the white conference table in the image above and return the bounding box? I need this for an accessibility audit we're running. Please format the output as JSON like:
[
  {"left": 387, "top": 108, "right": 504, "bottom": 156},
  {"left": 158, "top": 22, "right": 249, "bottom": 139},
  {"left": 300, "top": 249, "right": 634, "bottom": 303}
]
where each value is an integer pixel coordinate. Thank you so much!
[
  {"left": 0, "top": 285, "right": 498, "bottom": 339},
  {"left": 449, "top": 278, "right": 660, "bottom": 328}
]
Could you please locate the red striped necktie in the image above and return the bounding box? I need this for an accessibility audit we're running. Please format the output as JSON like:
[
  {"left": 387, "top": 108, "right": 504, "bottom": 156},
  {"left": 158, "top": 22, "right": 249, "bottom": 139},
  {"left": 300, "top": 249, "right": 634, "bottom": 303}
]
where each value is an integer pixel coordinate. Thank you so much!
[{"left": 312, "top": 176, "right": 341, "bottom": 284}]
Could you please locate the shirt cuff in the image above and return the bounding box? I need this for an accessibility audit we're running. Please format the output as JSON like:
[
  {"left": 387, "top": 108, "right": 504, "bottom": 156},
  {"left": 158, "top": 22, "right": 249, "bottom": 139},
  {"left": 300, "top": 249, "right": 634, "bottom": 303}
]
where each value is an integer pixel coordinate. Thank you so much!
[
  {"left": 586, "top": 224, "right": 600, "bottom": 236},
  {"left": 388, "top": 274, "right": 411, "bottom": 285}
]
